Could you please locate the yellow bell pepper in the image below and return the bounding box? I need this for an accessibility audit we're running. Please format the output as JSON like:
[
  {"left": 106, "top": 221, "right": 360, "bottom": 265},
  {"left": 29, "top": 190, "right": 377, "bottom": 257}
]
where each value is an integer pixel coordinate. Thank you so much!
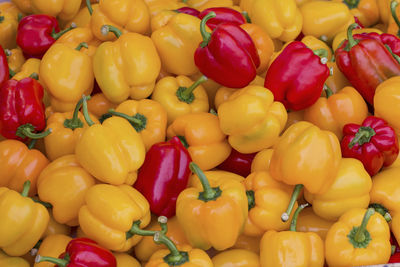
[
  {"left": 42, "top": 214, "right": 71, "bottom": 238},
  {"left": 108, "top": 99, "right": 167, "bottom": 151},
  {"left": 56, "top": 27, "right": 101, "bottom": 57},
  {"left": 144, "top": 0, "right": 187, "bottom": 17},
  {"left": 270, "top": 121, "right": 342, "bottom": 195},
  {"left": 387, "top": 0, "right": 400, "bottom": 36},
  {"left": 243, "top": 171, "right": 297, "bottom": 236},
  {"left": 232, "top": 234, "right": 261, "bottom": 253},
  {"left": 64, "top": 3, "right": 94, "bottom": 28},
  {"left": 188, "top": 169, "right": 244, "bottom": 188},
  {"left": 167, "top": 112, "right": 231, "bottom": 171},
  {"left": 325, "top": 61, "right": 351, "bottom": 93},
  {"left": 10, "top": 0, "right": 31, "bottom": 14},
  {"left": 90, "top": 0, "right": 150, "bottom": 41},
  {"left": 240, "top": 0, "right": 302, "bottom": 42},
  {"left": 301, "top": 35, "right": 333, "bottom": 61},
  {"left": 332, "top": 27, "right": 382, "bottom": 51},
  {"left": 284, "top": 110, "right": 304, "bottom": 131},
  {"left": 185, "top": 0, "right": 233, "bottom": 11},
  {"left": 0, "top": 2, "right": 22, "bottom": 18},
  {"left": 0, "top": 5, "right": 19, "bottom": 50},
  {"left": 151, "top": 12, "right": 205, "bottom": 76},
  {"left": 40, "top": 42, "right": 94, "bottom": 112},
  {"left": 75, "top": 97, "right": 145, "bottom": 185},
  {"left": 374, "top": 76, "right": 400, "bottom": 135},
  {"left": 212, "top": 248, "right": 260, "bottom": 267},
  {"left": 260, "top": 204, "right": 325, "bottom": 267},
  {"left": 6, "top": 47, "right": 25, "bottom": 76},
  {"left": 93, "top": 26, "right": 161, "bottom": 103},
  {"left": 296, "top": 206, "right": 334, "bottom": 241},
  {"left": 0, "top": 250, "right": 30, "bottom": 267},
  {"left": 30, "top": 0, "right": 81, "bottom": 22},
  {"left": 300, "top": 1, "right": 355, "bottom": 41},
  {"left": 303, "top": 86, "right": 368, "bottom": 140},
  {"left": 12, "top": 58, "right": 40, "bottom": 81},
  {"left": 190, "top": 71, "right": 221, "bottom": 109},
  {"left": 218, "top": 85, "right": 287, "bottom": 154},
  {"left": 378, "top": 0, "right": 393, "bottom": 25},
  {"left": 251, "top": 148, "right": 273, "bottom": 172},
  {"left": 176, "top": 162, "right": 248, "bottom": 251},
  {"left": 0, "top": 181, "right": 50, "bottom": 256},
  {"left": 113, "top": 253, "right": 141, "bottom": 267},
  {"left": 37, "top": 154, "right": 96, "bottom": 226},
  {"left": 33, "top": 234, "right": 72, "bottom": 267},
  {"left": 325, "top": 208, "right": 391, "bottom": 266},
  {"left": 334, "top": 0, "right": 380, "bottom": 27},
  {"left": 304, "top": 158, "right": 372, "bottom": 221},
  {"left": 87, "top": 93, "right": 117, "bottom": 118},
  {"left": 78, "top": 184, "right": 151, "bottom": 252}
]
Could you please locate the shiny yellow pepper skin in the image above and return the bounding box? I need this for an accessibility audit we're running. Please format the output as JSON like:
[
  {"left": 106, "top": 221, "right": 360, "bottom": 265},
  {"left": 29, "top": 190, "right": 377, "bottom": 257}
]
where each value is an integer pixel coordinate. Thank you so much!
[
  {"left": 325, "top": 61, "right": 351, "bottom": 93},
  {"left": 37, "top": 155, "right": 96, "bottom": 226},
  {"left": 176, "top": 163, "right": 248, "bottom": 251},
  {"left": 185, "top": 0, "right": 233, "bottom": 11},
  {"left": 212, "top": 249, "right": 260, "bottom": 267},
  {"left": 144, "top": 0, "right": 187, "bottom": 17},
  {"left": 33, "top": 234, "right": 72, "bottom": 267},
  {"left": 232, "top": 234, "right": 261, "bottom": 253},
  {"left": 93, "top": 27, "right": 161, "bottom": 103},
  {"left": 64, "top": 3, "right": 94, "bottom": 28},
  {"left": 41, "top": 214, "right": 71, "bottom": 238},
  {"left": 6, "top": 47, "right": 25, "bottom": 76},
  {"left": 30, "top": 0, "right": 81, "bottom": 22},
  {"left": 270, "top": 121, "right": 342, "bottom": 195},
  {"left": 325, "top": 208, "right": 391, "bottom": 267},
  {"left": 0, "top": 3, "right": 19, "bottom": 50},
  {"left": 0, "top": 250, "right": 30, "bottom": 267},
  {"left": 87, "top": 93, "right": 117, "bottom": 118},
  {"left": 334, "top": 0, "right": 380, "bottom": 27},
  {"left": 240, "top": 0, "right": 302, "bottom": 42},
  {"left": 378, "top": 0, "right": 393, "bottom": 25},
  {"left": 56, "top": 27, "right": 101, "bottom": 57},
  {"left": 78, "top": 184, "right": 151, "bottom": 252},
  {"left": 12, "top": 58, "right": 40, "bottom": 81},
  {"left": 305, "top": 158, "right": 372, "bottom": 221},
  {"left": 10, "top": 0, "right": 32, "bottom": 14},
  {"left": 167, "top": 112, "right": 231, "bottom": 171},
  {"left": 218, "top": 85, "right": 287, "bottom": 154},
  {"left": 0, "top": 183, "right": 50, "bottom": 256},
  {"left": 251, "top": 148, "right": 273, "bottom": 172},
  {"left": 296, "top": 207, "right": 334, "bottom": 241},
  {"left": 113, "top": 253, "right": 141, "bottom": 267}
]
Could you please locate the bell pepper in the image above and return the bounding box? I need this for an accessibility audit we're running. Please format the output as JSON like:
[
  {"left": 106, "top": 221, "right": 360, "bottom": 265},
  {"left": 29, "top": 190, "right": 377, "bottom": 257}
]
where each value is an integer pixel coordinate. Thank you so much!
[
  {"left": 325, "top": 61, "right": 351, "bottom": 93},
  {"left": 325, "top": 208, "right": 391, "bottom": 266},
  {"left": 42, "top": 215, "right": 71, "bottom": 238},
  {"left": 194, "top": 12, "right": 260, "bottom": 88},
  {"left": 240, "top": 0, "right": 302, "bottom": 42},
  {"left": 37, "top": 154, "right": 95, "bottom": 226},
  {"left": 260, "top": 203, "right": 325, "bottom": 267},
  {"left": 75, "top": 96, "right": 145, "bottom": 185},
  {"left": 36, "top": 238, "right": 117, "bottom": 267},
  {"left": 176, "top": 6, "right": 201, "bottom": 16},
  {"left": 212, "top": 249, "right": 260, "bottom": 267},
  {"left": 264, "top": 41, "right": 330, "bottom": 111},
  {"left": 378, "top": 0, "right": 392, "bottom": 25},
  {"left": 151, "top": 12, "right": 206, "bottom": 76},
  {"left": 197, "top": 7, "right": 245, "bottom": 30},
  {"left": 305, "top": 158, "right": 372, "bottom": 221},
  {"left": 300, "top": 1, "right": 354, "bottom": 41},
  {"left": 6, "top": 48, "right": 25, "bottom": 77},
  {"left": 33, "top": 234, "right": 72, "bottom": 267},
  {"left": 89, "top": 0, "right": 150, "bottom": 41},
  {"left": 0, "top": 77, "right": 50, "bottom": 141},
  {"left": 337, "top": 0, "right": 380, "bottom": 27},
  {"left": 387, "top": 0, "right": 400, "bottom": 37},
  {"left": 184, "top": 0, "right": 234, "bottom": 11},
  {"left": 104, "top": 99, "right": 167, "bottom": 151},
  {"left": 64, "top": 2, "right": 95, "bottom": 29},
  {"left": 78, "top": 184, "right": 151, "bottom": 251},
  {"left": 296, "top": 206, "right": 334, "bottom": 240},
  {"left": 10, "top": 0, "right": 32, "bottom": 14},
  {"left": 301, "top": 35, "right": 333, "bottom": 61},
  {"left": 335, "top": 23, "right": 400, "bottom": 106},
  {"left": 0, "top": 250, "right": 30, "bottom": 267},
  {"left": 188, "top": 168, "right": 244, "bottom": 188},
  {"left": 303, "top": 86, "right": 368, "bottom": 140},
  {"left": 113, "top": 253, "right": 140, "bottom": 267},
  {"left": 0, "top": 5, "right": 19, "bottom": 50},
  {"left": 0, "top": 181, "right": 50, "bottom": 256},
  {"left": 217, "top": 149, "right": 256, "bottom": 177},
  {"left": 218, "top": 85, "right": 287, "bottom": 153},
  {"left": 251, "top": 148, "right": 273, "bottom": 172},
  {"left": 0, "top": 2, "right": 22, "bottom": 18},
  {"left": 145, "top": 0, "right": 187, "bottom": 17},
  {"left": 12, "top": 58, "right": 40, "bottom": 81},
  {"left": 232, "top": 234, "right": 261, "bottom": 253},
  {"left": 16, "top": 14, "right": 76, "bottom": 59},
  {"left": 331, "top": 27, "right": 382, "bottom": 51},
  {"left": 167, "top": 112, "right": 231, "bottom": 170},
  {"left": 0, "top": 46, "right": 9, "bottom": 87},
  {"left": 55, "top": 27, "right": 102, "bottom": 57},
  {"left": 243, "top": 171, "right": 297, "bottom": 237},
  {"left": 87, "top": 93, "right": 117, "bottom": 119},
  {"left": 134, "top": 137, "right": 191, "bottom": 218},
  {"left": 93, "top": 26, "right": 161, "bottom": 104},
  {"left": 341, "top": 116, "right": 399, "bottom": 176},
  {"left": 176, "top": 162, "right": 248, "bottom": 250},
  {"left": 389, "top": 234, "right": 400, "bottom": 263}
]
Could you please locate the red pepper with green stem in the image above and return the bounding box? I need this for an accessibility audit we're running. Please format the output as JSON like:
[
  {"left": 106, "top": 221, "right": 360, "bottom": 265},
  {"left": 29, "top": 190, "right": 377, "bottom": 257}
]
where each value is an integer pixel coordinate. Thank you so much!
[{"left": 197, "top": 7, "right": 246, "bottom": 30}]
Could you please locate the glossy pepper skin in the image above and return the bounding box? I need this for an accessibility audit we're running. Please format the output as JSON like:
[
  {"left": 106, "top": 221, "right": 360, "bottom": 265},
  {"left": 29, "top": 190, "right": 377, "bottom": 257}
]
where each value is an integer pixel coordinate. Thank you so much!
[
  {"left": 195, "top": 13, "right": 260, "bottom": 88},
  {"left": 197, "top": 7, "right": 246, "bottom": 30},
  {"left": 134, "top": 137, "right": 191, "bottom": 218},
  {"left": 55, "top": 27, "right": 102, "bottom": 57},
  {"left": 0, "top": 250, "right": 30, "bottom": 267},
  {"left": 264, "top": 41, "right": 330, "bottom": 111},
  {"left": 0, "top": 45, "right": 9, "bottom": 88},
  {"left": 34, "top": 234, "right": 72, "bottom": 267},
  {"left": 0, "top": 3, "right": 19, "bottom": 50},
  {"left": 6, "top": 47, "right": 25, "bottom": 77},
  {"left": 338, "top": 0, "right": 380, "bottom": 27},
  {"left": 185, "top": 0, "right": 234, "bottom": 11},
  {"left": 30, "top": 0, "right": 82, "bottom": 22},
  {"left": 296, "top": 207, "right": 334, "bottom": 241},
  {"left": 212, "top": 249, "right": 260, "bottom": 267},
  {"left": 218, "top": 85, "right": 287, "bottom": 153},
  {"left": 217, "top": 149, "right": 256, "bottom": 178},
  {"left": 341, "top": 116, "right": 399, "bottom": 176},
  {"left": 12, "top": 58, "right": 40, "bottom": 81},
  {"left": 113, "top": 253, "right": 140, "bottom": 267},
  {"left": 36, "top": 238, "right": 117, "bottom": 267}
]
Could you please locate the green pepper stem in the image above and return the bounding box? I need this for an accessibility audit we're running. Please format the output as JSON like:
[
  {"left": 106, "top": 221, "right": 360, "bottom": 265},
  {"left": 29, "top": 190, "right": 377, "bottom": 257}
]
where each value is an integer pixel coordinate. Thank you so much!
[
  {"left": 51, "top": 23, "right": 76, "bottom": 40},
  {"left": 27, "top": 139, "right": 37, "bottom": 150},
  {"left": 290, "top": 203, "right": 309, "bottom": 232},
  {"left": 392, "top": 245, "right": 396, "bottom": 255},
  {"left": 385, "top": 44, "right": 400, "bottom": 64},
  {"left": 180, "top": 75, "right": 207, "bottom": 101},
  {"left": 108, "top": 109, "right": 142, "bottom": 127},
  {"left": 343, "top": 0, "right": 360, "bottom": 9},
  {"left": 32, "top": 198, "right": 53, "bottom": 209},
  {"left": 75, "top": 42, "right": 88, "bottom": 51},
  {"left": 348, "top": 126, "right": 376, "bottom": 148},
  {"left": 182, "top": 0, "right": 188, "bottom": 3},
  {"left": 4, "top": 49, "right": 11, "bottom": 57},
  {"left": 313, "top": 48, "right": 329, "bottom": 60},
  {"left": 101, "top": 25, "right": 122, "bottom": 38},
  {"left": 281, "top": 184, "right": 304, "bottom": 222},
  {"left": 246, "top": 190, "right": 255, "bottom": 210},
  {"left": 35, "top": 255, "right": 68, "bottom": 267},
  {"left": 0, "top": 16, "right": 4, "bottom": 23},
  {"left": 190, "top": 162, "right": 220, "bottom": 201},
  {"left": 154, "top": 231, "right": 181, "bottom": 258},
  {"left": 177, "top": 136, "right": 189, "bottom": 149},
  {"left": 199, "top": 12, "right": 216, "bottom": 48},
  {"left": 16, "top": 124, "right": 52, "bottom": 139},
  {"left": 18, "top": 13, "right": 23, "bottom": 22},
  {"left": 126, "top": 217, "right": 168, "bottom": 239},
  {"left": 354, "top": 208, "right": 375, "bottom": 243},
  {"left": 81, "top": 95, "right": 95, "bottom": 126},
  {"left": 242, "top": 11, "right": 251, "bottom": 23},
  {"left": 86, "top": 0, "right": 93, "bottom": 15},
  {"left": 324, "top": 84, "right": 333, "bottom": 98},
  {"left": 346, "top": 23, "right": 360, "bottom": 50},
  {"left": 21, "top": 181, "right": 31, "bottom": 197},
  {"left": 369, "top": 203, "right": 392, "bottom": 222},
  {"left": 29, "top": 72, "right": 39, "bottom": 80},
  {"left": 391, "top": 0, "right": 400, "bottom": 36},
  {"left": 9, "top": 68, "right": 16, "bottom": 78},
  {"left": 64, "top": 98, "right": 84, "bottom": 130}
]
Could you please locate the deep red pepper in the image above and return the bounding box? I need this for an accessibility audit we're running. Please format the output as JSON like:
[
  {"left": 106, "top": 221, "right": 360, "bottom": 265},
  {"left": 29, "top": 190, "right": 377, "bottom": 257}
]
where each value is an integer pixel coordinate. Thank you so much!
[
  {"left": 194, "top": 12, "right": 260, "bottom": 88},
  {"left": 134, "top": 136, "right": 191, "bottom": 218},
  {"left": 264, "top": 41, "right": 330, "bottom": 111},
  {"left": 175, "top": 6, "right": 200, "bottom": 17},
  {"left": 16, "top": 14, "right": 75, "bottom": 59},
  {"left": 217, "top": 148, "right": 256, "bottom": 177},
  {"left": 354, "top": 16, "right": 364, "bottom": 28},
  {"left": 390, "top": 234, "right": 400, "bottom": 263},
  {"left": 341, "top": 116, "right": 399, "bottom": 177},
  {"left": 0, "top": 77, "right": 50, "bottom": 141},
  {"left": 198, "top": 7, "right": 246, "bottom": 30},
  {"left": 0, "top": 45, "right": 8, "bottom": 87},
  {"left": 35, "top": 238, "right": 117, "bottom": 267},
  {"left": 335, "top": 23, "right": 400, "bottom": 105}
]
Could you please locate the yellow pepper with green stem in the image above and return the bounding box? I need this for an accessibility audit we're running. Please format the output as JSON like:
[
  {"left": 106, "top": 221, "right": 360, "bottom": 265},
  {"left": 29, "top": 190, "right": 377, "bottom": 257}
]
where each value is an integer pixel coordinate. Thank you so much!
[
  {"left": 335, "top": 0, "right": 380, "bottom": 27},
  {"left": 33, "top": 234, "right": 72, "bottom": 267}
]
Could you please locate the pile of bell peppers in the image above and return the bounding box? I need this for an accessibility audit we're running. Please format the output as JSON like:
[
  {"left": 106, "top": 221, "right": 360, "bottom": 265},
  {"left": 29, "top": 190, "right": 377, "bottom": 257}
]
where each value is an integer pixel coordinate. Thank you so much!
[{"left": 3, "top": 0, "right": 400, "bottom": 266}]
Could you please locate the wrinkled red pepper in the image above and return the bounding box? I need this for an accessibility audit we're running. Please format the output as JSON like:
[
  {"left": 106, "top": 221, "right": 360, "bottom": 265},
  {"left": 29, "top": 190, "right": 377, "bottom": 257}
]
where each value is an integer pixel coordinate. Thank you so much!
[
  {"left": 134, "top": 136, "right": 191, "bottom": 218},
  {"left": 335, "top": 23, "right": 400, "bottom": 105},
  {"left": 35, "top": 238, "right": 117, "bottom": 267},
  {"left": 341, "top": 116, "right": 399, "bottom": 176},
  {"left": 0, "top": 46, "right": 8, "bottom": 87},
  {"left": 264, "top": 41, "right": 330, "bottom": 111},
  {"left": 0, "top": 77, "right": 50, "bottom": 141},
  {"left": 198, "top": 7, "right": 246, "bottom": 30},
  {"left": 16, "top": 14, "right": 76, "bottom": 59},
  {"left": 217, "top": 149, "right": 256, "bottom": 177},
  {"left": 194, "top": 12, "right": 260, "bottom": 88}
]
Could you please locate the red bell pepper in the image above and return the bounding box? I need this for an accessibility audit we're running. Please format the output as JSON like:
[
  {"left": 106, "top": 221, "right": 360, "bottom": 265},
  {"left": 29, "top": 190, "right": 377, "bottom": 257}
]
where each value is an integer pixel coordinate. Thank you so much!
[
  {"left": 194, "top": 12, "right": 260, "bottom": 88},
  {"left": 35, "top": 237, "right": 117, "bottom": 267},
  {"left": 0, "top": 46, "right": 8, "bottom": 87},
  {"left": 217, "top": 148, "right": 256, "bottom": 177},
  {"left": 341, "top": 116, "right": 399, "bottom": 176},
  {"left": 198, "top": 7, "right": 246, "bottom": 30},
  {"left": 134, "top": 136, "right": 191, "bottom": 218},
  {"left": 0, "top": 77, "right": 50, "bottom": 141},
  {"left": 335, "top": 23, "right": 400, "bottom": 105},
  {"left": 390, "top": 234, "right": 400, "bottom": 263},
  {"left": 175, "top": 7, "right": 200, "bottom": 17},
  {"left": 16, "top": 14, "right": 76, "bottom": 59},
  {"left": 264, "top": 41, "right": 330, "bottom": 111}
]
